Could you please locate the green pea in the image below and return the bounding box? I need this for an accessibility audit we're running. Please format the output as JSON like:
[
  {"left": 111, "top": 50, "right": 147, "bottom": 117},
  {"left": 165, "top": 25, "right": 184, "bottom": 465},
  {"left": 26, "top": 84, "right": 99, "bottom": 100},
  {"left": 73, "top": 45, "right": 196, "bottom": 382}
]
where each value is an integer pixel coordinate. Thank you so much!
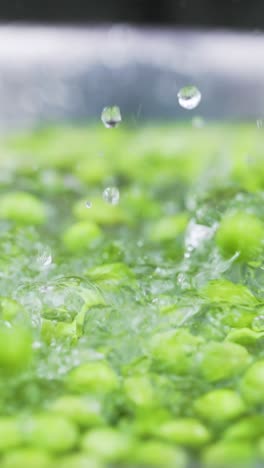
[
  {"left": 25, "top": 414, "right": 78, "bottom": 454},
  {"left": 258, "top": 436, "right": 264, "bottom": 459},
  {"left": 131, "top": 441, "right": 187, "bottom": 467},
  {"left": 81, "top": 428, "right": 132, "bottom": 462},
  {"left": 57, "top": 454, "right": 104, "bottom": 468},
  {"left": 62, "top": 221, "right": 102, "bottom": 252},
  {"left": 1, "top": 448, "right": 52, "bottom": 468},
  {"left": 225, "top": 328, "right": 264, "bottom": 346},
  {"left": 66, "top": 361, "right": 118, "bottom": 394},
  {"left": 202, "top": 441, "right": 255, "bottom": 467},
  {"left": 41, "top": 319, "right": 77, "bottom": 344},
  {"left": 0, "top": 327, "right": 32, "bottom": 374},
  {"left": 73, "top": 197, "right": 128, "bottom": 225},
  {"left": 200, "top": 279, "right": 257, "bottom": 306},
  {"left": 0, "top": 297, "right": 24, "bottom": 322},
  {"left": 127, "top": 408, "right": 171, "bottom": 437},
  {"left": 194, "top": 389, "right": 246, "bottom": 425},
  {"left": 86, "top": 262, "right": 135, "bottom": 287},
  {"left": 123, "top": 375, "right": 155, "bottom": 409},
  {"left": 157, "top": 418, "right": 211, "bottom": 447},
  {"left": 221, "top": 307, "right": 255, "bottom": 328},
  {"left": 240, "top": 360, "right": 264, "bottom": 405},
  {"left": 198, "top": 341, "right": 250, "bottom": 382},
  {"left": 149, "top": 213, "right": 188, "bottom": 242},
  {"left": 0, "top": 191, "right": 46, "bottom": 225},
  {"left": 216, "top": 211, "right": 264, "bottom": 262},
  {"left": 0, "top": 418, "right": 22, "bottom": 452},
  {"left": 149, "top": 329, "right": 203, "bottom": 374},
  {"left": 223, "top": 415, "right": 264, "bottom": 440},
  {"left": 50, "top": 395, "right": 104, "bottom": 428},
  {"left": 75, "top": 159, "right": 112, "bottom": 184}
]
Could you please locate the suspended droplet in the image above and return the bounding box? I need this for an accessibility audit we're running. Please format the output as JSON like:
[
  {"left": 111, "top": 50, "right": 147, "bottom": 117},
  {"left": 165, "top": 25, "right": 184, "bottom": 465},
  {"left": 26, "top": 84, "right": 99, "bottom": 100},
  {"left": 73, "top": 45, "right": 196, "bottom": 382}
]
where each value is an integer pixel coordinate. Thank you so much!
[
  {"left": 256, "top": 119, "right": 263, "bottom": 129},
  {"left": 178, "top": 86, "right": 201, "bottom": 110},
  {"left": 102, "top": 186, "right": 120, "bottom": 205},
  {"left": 101, "top": 106, "right": 122, "bottom": 128},
  {"left": 252, "top": 315, "right": 264, "bottom": 332},
  {"left": 85, "top": 201, "right": 92, "bottom": 209}
]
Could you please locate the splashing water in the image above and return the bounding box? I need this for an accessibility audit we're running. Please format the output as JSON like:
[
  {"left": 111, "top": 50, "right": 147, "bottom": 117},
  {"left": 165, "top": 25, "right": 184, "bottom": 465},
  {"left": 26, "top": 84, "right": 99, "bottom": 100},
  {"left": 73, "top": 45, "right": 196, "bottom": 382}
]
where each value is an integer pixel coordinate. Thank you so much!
[
  {"left": 185, "top": 220, "right": 216, "bottom": 251},
  {"left": 101, "top": 106, "right": 122, "bottom": 128},
  {"left": 102, "top": 186, "right": 120, "bottom": 205},
  {"left": 33, "top": 245, "right": 52, "bottom": 271},
  {"left": 178, "top": 86, "right": 201, "bottom": 110}
]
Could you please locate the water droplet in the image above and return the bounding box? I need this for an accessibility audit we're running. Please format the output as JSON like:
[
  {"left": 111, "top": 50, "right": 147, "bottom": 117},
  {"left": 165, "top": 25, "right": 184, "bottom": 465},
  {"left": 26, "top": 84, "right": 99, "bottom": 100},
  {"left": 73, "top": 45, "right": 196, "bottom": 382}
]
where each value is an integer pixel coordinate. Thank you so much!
[
  {"left": 178, "top": 86, "right": 201, "bottom": 110},
  {"left": 252, "top": 315, "right": 264, "bottom": 332},
  {"left": 101, "top": 106, "right": 122, "bottom": 128},
  {"left": 85, "top": 201, "right": 92, "bottom": 209},
  {"left": 102, "top": 186, "right": 120, "bottom": 205},
  {"left": 192, "top": 116, "right": 205, "bottom": 128},
  {"left": 256, "top": 119, "right": 263, "bottom": 129}
]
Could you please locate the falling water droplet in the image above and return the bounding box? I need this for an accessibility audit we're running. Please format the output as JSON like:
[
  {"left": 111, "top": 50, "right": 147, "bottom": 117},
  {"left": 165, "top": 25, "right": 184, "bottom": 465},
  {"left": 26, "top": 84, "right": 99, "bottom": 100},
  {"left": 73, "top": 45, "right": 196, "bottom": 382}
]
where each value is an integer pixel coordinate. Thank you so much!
[
  {"left": 256, "top": 119, "right": 263, "bottom": 129},
  {"left": 102, "top": 186, "right": 120, "bottom": 205},
  {"left": 101, "top": 106, "right": 122, "bottom": 128},
  {"left": 85, "top": 201, "right": 92, "bottom": 209},
  {"left": 178, "top": 86, "right": 201, "bottom": 110}
]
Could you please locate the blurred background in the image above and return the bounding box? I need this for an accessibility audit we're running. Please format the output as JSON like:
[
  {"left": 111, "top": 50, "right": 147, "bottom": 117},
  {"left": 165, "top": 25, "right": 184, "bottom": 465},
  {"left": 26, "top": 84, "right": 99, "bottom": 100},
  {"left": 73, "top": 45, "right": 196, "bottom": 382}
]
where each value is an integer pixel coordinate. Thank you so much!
[
  {"left": 0, "top": 0, "right": 263, "bottom": 130},
  {"left": 0, "top": 0, "right": 263, "bottom": 29}
]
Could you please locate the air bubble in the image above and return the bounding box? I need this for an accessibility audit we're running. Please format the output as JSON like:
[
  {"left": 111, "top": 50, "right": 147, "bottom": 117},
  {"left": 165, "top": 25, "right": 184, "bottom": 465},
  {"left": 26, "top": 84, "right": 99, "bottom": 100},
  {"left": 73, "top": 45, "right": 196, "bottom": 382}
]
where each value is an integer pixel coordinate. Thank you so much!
[
  {"left": 178, "top": 86, "right": 201, "bottom": 110},
  {"left": 102, "top": 186, "right": 120, "bottom": 205},
  {"left": 252, "top": 315, "right": 264, "bottom": 332}
]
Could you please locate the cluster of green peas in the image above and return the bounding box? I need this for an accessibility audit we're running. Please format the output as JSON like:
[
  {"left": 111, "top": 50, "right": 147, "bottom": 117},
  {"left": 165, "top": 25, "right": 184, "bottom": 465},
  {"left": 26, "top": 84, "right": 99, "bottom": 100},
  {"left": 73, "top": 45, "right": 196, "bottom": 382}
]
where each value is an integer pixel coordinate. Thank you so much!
[
  {"left": 0, "top": 192, "right": 263, "bottom": 466},
  {"left": 0, "top": 124, "right": 263, "bottom": 467}
]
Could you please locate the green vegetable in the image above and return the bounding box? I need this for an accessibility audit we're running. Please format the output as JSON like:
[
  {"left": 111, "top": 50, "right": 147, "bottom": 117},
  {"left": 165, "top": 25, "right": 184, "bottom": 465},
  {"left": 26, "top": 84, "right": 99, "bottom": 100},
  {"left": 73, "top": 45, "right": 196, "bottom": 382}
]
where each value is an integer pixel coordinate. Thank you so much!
[
  {"left": 216, "top": 211, "right": 264, "bottom": 262},
  {"left": 240, "top": 360, "right": 264, "bottom": 405},
  {"left": 157, "top": 418, "right": 211, "bottom": 447},
  {"left": 198, "top": 341, "right": 250, "bottom": 382},
  {"left": 0, "top": 192, "right": 46, "bottom": 225},
  {"left": 50, "top": 395, "right": 104, "bottom": 428},
  {"left": 0, "top": 123, "right": 263, "bottom": 466},
  {"left": 0, "top": 418, "right": 22, "bottom": 452},
  {"left": 149, "top": 329, "right": 202, "bottom": 374},
  {"left": 201, "top": 279, "right": 257, "bottom": 306},
  {"left": 130, "top": 441, "right": 187, "bottom": 467},
  {"left": 1, "top": 448, "right": 52, "bottom": 468},
  {"left": 202, "top": 441, "right": 255, "bottom": 467},
  {"left": 0, "top": 327, "right": 32, "bottom": 374},
  {"left": 194, "top": 389, "right": 246, "bottom": 425},
  {"left": 25, "top": 414, "right": 78, "bottom": 454},
  {"left": 62, "top": 221, "right": 102, "bottom": 252},
  {"left": 66, "top": 361, "right": 119, "bottom": 394},
  {"left": 81, "top": 428, "right": 132, "bottom": 461}
]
